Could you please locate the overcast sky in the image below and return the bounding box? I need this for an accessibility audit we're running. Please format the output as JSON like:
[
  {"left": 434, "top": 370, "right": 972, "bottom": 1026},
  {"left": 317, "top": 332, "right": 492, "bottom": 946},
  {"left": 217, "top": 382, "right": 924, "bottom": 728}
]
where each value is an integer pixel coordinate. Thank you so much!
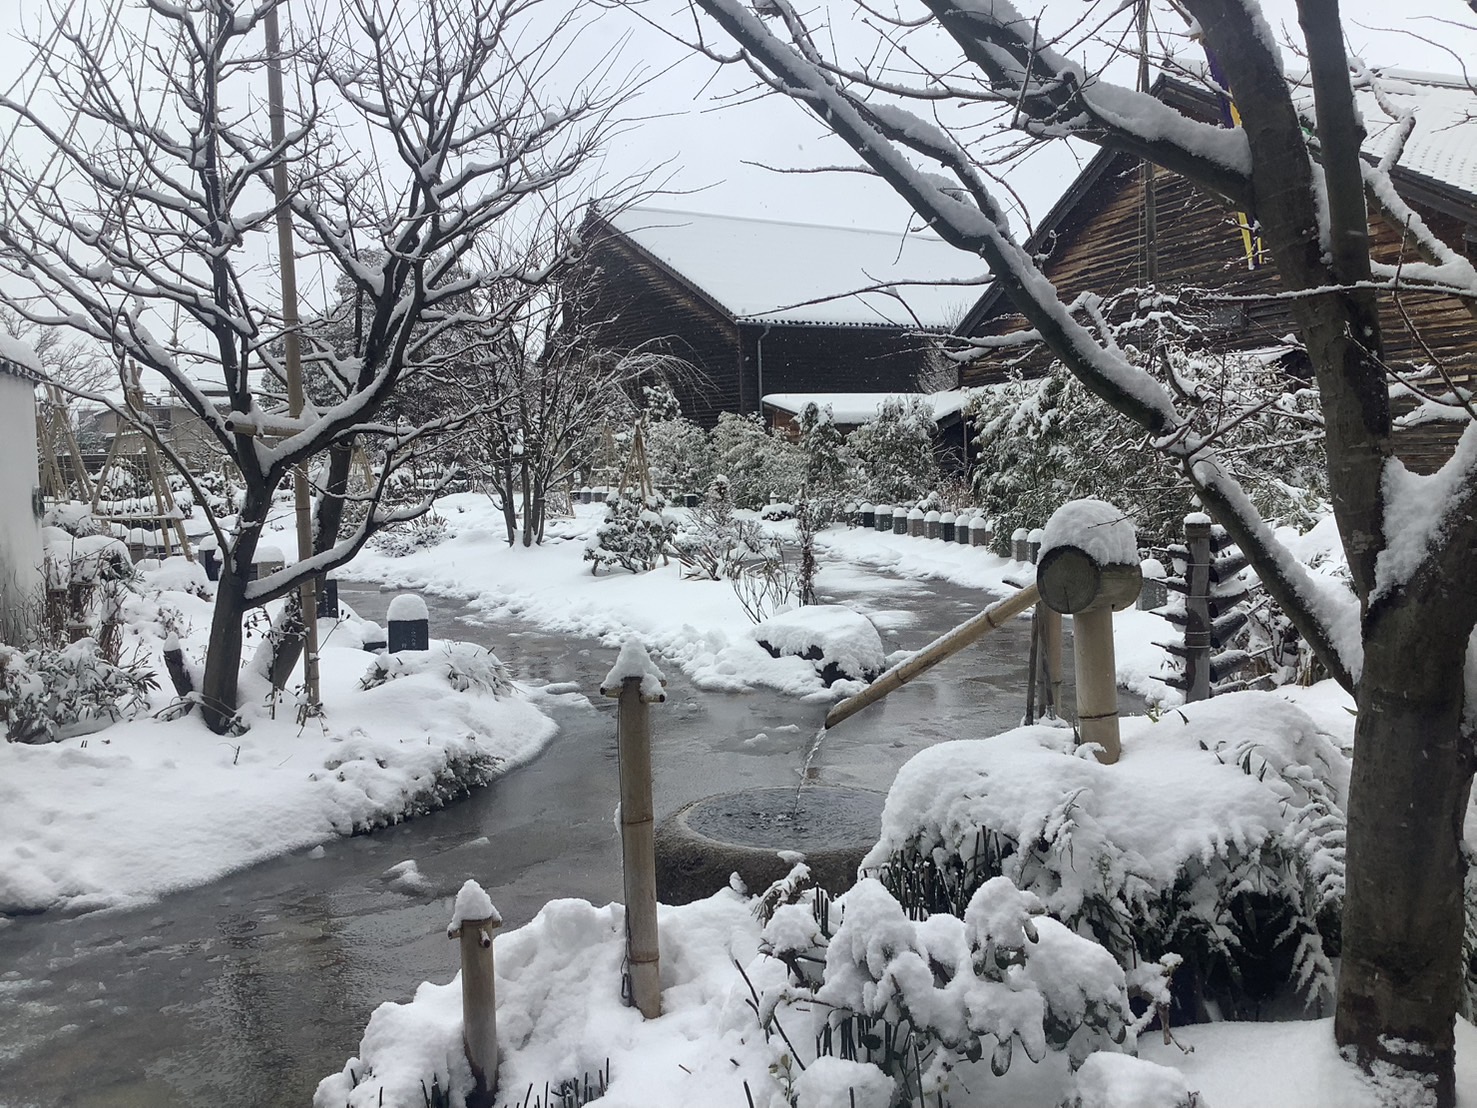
[{"left": 3, "top": 0, "right": 1469, "bottom": 242}]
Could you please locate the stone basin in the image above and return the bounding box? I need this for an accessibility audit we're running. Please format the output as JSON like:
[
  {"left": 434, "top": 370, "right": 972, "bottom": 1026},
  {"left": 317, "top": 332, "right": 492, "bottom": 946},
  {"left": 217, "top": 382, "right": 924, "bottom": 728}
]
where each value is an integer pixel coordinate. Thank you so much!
[{"left": 654, "top": 785, "right": 885, "bottom": 905}]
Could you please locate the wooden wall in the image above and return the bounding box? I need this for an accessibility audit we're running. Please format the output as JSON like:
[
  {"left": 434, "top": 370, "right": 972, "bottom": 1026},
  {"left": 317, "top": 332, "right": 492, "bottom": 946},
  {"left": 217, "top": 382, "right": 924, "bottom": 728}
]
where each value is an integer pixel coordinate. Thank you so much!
[{"left": 962, "top": 154, "right": 1476, "bottom": 472}]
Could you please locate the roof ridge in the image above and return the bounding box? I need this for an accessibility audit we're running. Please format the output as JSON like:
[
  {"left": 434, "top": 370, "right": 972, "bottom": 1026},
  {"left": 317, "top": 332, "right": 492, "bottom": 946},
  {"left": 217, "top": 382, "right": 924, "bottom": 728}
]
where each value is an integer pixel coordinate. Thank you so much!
[{"left": 617, "top": 204, "right": 946, "bottom": 243}]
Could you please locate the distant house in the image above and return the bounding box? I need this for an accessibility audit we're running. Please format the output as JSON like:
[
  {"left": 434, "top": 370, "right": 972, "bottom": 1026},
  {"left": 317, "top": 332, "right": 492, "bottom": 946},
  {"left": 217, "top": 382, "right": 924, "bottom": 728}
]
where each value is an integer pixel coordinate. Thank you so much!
[
  {"left": 577, "top": 206, "right": 984, "bottom": 427},
  {"left": 958, "top": 71, "right": 1477, "bottom": 474},
  {"left": 0, "top": 338, "right": 44, "bottom": 644},
  {"left": 762, "top": 389, "right": 975, "bottom": 469}
]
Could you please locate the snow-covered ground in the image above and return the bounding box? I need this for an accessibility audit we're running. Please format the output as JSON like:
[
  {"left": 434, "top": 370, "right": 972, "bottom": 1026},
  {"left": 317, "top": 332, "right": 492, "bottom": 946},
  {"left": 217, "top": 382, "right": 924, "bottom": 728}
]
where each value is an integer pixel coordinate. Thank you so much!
[
  {"left": 300, "top": 494, "right": 1477, "bottom": 1108},
  {"left": 0, "top": 555, "right": 561, "bottom": 916}
]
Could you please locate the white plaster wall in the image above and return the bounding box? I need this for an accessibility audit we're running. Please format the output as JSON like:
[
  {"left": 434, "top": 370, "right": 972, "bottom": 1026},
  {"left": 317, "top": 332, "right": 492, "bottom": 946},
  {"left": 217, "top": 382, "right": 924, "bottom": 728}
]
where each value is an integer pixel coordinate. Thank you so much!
[{"left": 0, "top": 372, "right": 43, "bottom": 643}]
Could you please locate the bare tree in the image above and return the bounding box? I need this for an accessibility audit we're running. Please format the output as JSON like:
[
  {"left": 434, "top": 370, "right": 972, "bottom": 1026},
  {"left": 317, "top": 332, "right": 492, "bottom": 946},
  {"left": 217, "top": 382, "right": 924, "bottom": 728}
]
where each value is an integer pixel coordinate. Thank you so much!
[
  {"left": 0, "top": 0, "right": 640, "bottom": 733},
  {"left": 678, "top": 0, "right": 1477, "bottom": 1102},
  {"left": 464, "top": 238, "right": 698, "bottom": 546}
]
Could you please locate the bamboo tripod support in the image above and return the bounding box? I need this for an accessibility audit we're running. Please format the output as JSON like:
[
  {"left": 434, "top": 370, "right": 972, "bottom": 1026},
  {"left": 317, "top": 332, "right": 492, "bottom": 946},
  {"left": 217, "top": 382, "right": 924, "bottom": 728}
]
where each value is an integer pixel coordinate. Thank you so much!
[{"left": 91, "top": 367, "right": 192, "bottom": 561}]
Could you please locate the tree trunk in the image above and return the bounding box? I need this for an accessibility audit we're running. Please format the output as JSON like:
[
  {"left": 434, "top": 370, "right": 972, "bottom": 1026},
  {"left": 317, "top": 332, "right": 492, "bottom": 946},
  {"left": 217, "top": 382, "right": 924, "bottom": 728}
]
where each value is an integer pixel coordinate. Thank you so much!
[
  {"left": 520, "top": 458, "right": 534, "bottom": 547},
  {"left": 1335, "top": 627, "right": 1475, "bottom": 1108},
  {"left": 199, "top": 563, "right": 250, "bottom": 734}
]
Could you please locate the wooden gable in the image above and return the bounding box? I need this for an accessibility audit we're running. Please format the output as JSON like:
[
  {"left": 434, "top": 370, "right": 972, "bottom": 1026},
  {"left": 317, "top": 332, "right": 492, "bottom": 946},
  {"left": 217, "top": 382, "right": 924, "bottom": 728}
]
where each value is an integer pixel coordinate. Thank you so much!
[{"left": 961, "top": 94, "right": 1477, "bottom": 473}]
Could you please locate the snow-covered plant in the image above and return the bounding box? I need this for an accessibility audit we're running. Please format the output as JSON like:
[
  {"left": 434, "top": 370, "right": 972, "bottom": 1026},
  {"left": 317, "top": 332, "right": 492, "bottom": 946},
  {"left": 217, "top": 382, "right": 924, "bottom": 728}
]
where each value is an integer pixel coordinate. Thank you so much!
[
  {"left": 969, "top": 343, "right": 1327, "bottom": 553},
  {"left": 846, "top": 397, "right": 939, "bottom": 506},
  {"left": 0, "top": 638, "right": 157, "bottom": 743},
  {"left": 673, "top": 500, "right": 767, "bottom": 581},
  {"left": 368, "top": 512, "right": 452, "bottom": 558},
  {"left": 358, "top": 642, "right": 512, "bottom": 697},
  {"left": 583, "top": 490, "right": 678, "bottom": 575},
  {"left": 730, "top": 538, "right": 798, "bottom": 623},
  {"left": 749, "top": 875, "right": 1146, "bottom": 1102},
  {"left": 797, "top": 402, "right": 851, "bottom": 496},
  {"left": 711, "top": 413, "right": 805, "bottom": 508},
  {"left": 645, "top": 415, "right": 715, "bottom": 495},
  {"left": 867, "top": 702, "right": 1348, "bottom": 1022}
]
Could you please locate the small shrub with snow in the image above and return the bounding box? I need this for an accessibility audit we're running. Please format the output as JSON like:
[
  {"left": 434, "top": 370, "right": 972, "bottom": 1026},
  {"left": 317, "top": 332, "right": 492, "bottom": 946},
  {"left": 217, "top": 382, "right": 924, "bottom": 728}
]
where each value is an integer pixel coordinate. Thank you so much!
[
  {"left": 583, "top": 489, "right": 677, "bottom": 575},
  {"left": 748, "top": 867, "right": 1162, "bottom": 1103},
  {"left": 846, "top": 397, "right": 939, "bottom": 506},
  {"left": 753, "top": 605, "right": 884, "bottom": 685},
  {"left": 359, "top": 642, "right": 513, "bottom": 697},
  {"left": 0, "top": 639, "right": 157, "bottom": 743},
  {"left": 711, "top": 412, "right": 805, "bottom": 508},
  {"left": 369, "top": 512, "right": 452, "bottom": 557},
  {"left": 673, "top": 490, "right": 768, "bottom": 582},
  {"left": 864, "top": 694, "right": 1348, "bottom": 1023}
]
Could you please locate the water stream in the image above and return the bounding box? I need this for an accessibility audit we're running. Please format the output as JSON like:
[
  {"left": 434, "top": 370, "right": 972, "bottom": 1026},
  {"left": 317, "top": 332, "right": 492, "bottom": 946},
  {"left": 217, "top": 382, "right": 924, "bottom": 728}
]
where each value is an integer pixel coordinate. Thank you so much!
[{"left": 0, "top": 570, "right": 1067, "bottom": 1107}]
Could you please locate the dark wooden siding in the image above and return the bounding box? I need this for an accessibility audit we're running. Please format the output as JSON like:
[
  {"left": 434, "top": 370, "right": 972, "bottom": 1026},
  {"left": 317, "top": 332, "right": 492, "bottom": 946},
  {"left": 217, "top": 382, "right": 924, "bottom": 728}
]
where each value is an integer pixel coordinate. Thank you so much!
[
  {"left": 577, "top": 232, "right": 742, "bottom": 428},
  {"left": 739, "top": 323, "right": 935, "bottom": 404},
  {"left": 963, "top": 155, "right": 1477, "bottom": 472}
]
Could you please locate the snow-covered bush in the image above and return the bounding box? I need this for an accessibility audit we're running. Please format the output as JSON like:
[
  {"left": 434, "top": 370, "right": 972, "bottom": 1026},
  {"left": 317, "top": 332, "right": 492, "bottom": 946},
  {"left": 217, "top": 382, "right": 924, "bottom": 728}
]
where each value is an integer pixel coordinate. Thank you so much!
[
  {"left": 646, "top": 414, "right": 715, "bottom": 495},
  {"left": 753, "top": 604, "right": 884, "bottom": 685},
  {"left": 583, "top": 489, "right": 678, "bottom": 575},
  {"left": 369, "top": 511, "right": 451, "bottom": 557},
  {"left": 846, "top": 397, "right": 939, "bottom": 506},
  {"left": 711, "top": 412, "right": 805, "bottom": 508},
  {"left": 862, "top": 694, "right": 1348, "bottom": 1023},
  {"left": 358, "top": 642, "right": 512, "bottom": 697},
  {"left": 797, "top": 401, "right": 852, "bottom": 496},
  {"left": 750, "top": 873, "right": 1154, "bottom": 1102},
  {"left": 0, "top": 638, "right": 157, "bottom": 743},
  {"left": 673, "top": 496, "right": 767, "bottom": 581},
  {"left": 968, "top": 342, "right": 1326, "bottom": 552}
]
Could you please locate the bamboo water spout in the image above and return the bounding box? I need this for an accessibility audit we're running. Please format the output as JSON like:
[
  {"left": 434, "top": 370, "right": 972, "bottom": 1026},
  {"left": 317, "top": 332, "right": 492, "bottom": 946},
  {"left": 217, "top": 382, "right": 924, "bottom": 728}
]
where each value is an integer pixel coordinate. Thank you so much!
[{"left": 823, "top": 582, "right": 1041, "bottom": 730}]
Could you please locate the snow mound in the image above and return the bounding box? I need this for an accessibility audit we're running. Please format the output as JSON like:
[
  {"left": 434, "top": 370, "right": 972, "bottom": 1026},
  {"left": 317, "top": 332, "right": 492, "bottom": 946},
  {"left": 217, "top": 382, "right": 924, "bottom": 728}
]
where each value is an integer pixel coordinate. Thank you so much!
[
  {"left": 793, "top": 1056, "right": 894, "bottom": 1108},
  {"left": 753, "top": 605, "right": 884, "bottom": 686},
  {"left": 1068, "top": 1052, "right": 1201, "bottom": 1108},
  {"left": 1040, "top": 499, "right": 1138, "bottom": 566},
  {"left": 387, "top": 593, "right": 429, "bottom": 622}
]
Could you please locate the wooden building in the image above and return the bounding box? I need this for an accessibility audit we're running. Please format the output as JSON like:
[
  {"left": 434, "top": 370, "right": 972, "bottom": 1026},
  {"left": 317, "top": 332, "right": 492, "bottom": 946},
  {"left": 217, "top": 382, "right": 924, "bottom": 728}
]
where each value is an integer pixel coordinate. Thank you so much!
[
  {"left": 577, "top": 206, "right": 984, "bottom": 428},
  {"left": 958, "top": 72, "right": 1477, "bottom": 473}
]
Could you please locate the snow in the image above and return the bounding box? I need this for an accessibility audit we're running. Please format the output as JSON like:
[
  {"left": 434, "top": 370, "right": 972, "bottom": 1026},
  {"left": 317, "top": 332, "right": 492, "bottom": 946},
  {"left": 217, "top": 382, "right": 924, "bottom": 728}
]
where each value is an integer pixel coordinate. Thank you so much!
[
  {"left": 600, "top": 636, "right": 667, "bottom": 701},
  {"left": 1039, "top": 499, "right": 1139, "bottom": 566},
  {"left": 1070, "top": 1051, "right": 1199, "bottom": 1108},
  {"left": 448, "top": 879, "right": 500, "bottom": 935},
  {"left": 0, "top": 563, "right": 558, "bottom": 914},
  {"left": 793, "top": 1056, "right": 895, "bottom": 1108},
  {"left": 764, "top": 390, "right": 972, "bottom": 425},
  {"left": 605, "top": 207, "right": 984, "bottom": 328},
  {"left": 386, "top": 592, "right": 430, "bottom": 622},
  {"left": 0, "top": 333, "right": 43, "bottom": 377},
  {"left": 752, "top": 604, "right": 886, "bottom": 685}
]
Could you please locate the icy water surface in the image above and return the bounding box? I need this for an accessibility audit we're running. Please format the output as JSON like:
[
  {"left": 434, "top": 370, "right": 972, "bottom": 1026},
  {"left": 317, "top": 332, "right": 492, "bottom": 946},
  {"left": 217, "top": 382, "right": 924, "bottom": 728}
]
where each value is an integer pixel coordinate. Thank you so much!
[{"left": 0, "top": 571, "right": 1071, "bottom": 1107}]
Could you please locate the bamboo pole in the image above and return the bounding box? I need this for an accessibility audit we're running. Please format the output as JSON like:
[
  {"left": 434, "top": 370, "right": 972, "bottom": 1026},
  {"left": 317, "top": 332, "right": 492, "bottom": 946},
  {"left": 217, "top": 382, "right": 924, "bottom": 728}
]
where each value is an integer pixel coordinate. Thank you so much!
[
  {"left": 264, "top": 7, "right": 319, "bottom": 709},
  {"left": 1040, "top": 608, "right": 1063, "bottom": 718},
  {"left": 615, "top": 673, "right": 662, "bottom": 1018},
  {"left": 449, "top": 914, "right": 501, "bottom": 1097},
  {"left": 1073, "top": 606, "right": 1121, "bottom": 764},
  {"left": 825, "top": 582, "right": 1041, "bottom": 730}
]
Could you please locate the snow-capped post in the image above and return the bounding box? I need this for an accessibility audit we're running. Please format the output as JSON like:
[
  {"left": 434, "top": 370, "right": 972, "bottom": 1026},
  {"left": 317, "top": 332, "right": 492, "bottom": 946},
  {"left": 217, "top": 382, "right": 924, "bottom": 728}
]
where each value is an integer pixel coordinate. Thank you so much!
[
  {"left": 447, "top": 879, "right": 502, "bottom": 1101},
  {"left": 860, "top": 502, "right": 875, "bottom": 529},
  {"left": 925, "top": 509, "right": 941, "bottom": 539},
  {"left": 956, "top": 511, "right": 973, "bottom": 545},
  {"left": 969, "top": 516, "right": 991, "bottom": 548},
  {"left": 387, "top": 594, "right": 429, "bottom": 653},
  {"left": 601, "top": 638, "right": 666, "bottom": 1019},
  {"left": 197, "top": 534, "right": 220, "bottom": 582},
  {"left": 940, "top": 511, "right": 956, "bottom": 542},
  {"left": 1138, "top": 557, "right": 1168, "bottom": 611},
  {"left": 1010, "top": 527, "right": 1029, "bottom": 562},
  {"left": 1180, "top": 516, "right": 1213, "bottom": 703},
  {"left": 892, "top": 506, "right": 908, "bottom": 535},
  {"left": 1036, "top": 500, "right": 1142, "bottom": 765},
  {"left": 1027, "top": 528, "right": 1045, "bottom": 565},
  {"left": 360, "top": 621, "right": 387, "bottom": 654},
  {"left": 907, "top": 506, "right": 925, "bottom": 537},
  {"left": 873, "top": 504, "right": 891, "bottom": 532}
]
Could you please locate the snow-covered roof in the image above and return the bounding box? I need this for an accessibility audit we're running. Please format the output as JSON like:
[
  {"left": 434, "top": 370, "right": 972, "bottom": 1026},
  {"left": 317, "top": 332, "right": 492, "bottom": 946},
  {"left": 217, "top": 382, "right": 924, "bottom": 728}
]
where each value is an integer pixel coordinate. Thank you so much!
[
  {"left": 762, "top": 390, "right": 970, "bottom": 424},
  {"left": 1304, "top": 70, "right": 1477, "bottom": 200},
  {"left": 0, "top": 334, "right": 43, "bottom": 382},
  {"left": 603, "top": 206, "right": 986, "bottom": 329}
]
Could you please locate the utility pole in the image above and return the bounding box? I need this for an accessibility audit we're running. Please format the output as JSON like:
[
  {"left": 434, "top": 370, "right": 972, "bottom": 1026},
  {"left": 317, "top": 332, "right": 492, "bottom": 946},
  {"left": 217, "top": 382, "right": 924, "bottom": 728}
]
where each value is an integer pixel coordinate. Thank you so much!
[{"left": 264, "top": 4, "right": 320, "bottom": 710}]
